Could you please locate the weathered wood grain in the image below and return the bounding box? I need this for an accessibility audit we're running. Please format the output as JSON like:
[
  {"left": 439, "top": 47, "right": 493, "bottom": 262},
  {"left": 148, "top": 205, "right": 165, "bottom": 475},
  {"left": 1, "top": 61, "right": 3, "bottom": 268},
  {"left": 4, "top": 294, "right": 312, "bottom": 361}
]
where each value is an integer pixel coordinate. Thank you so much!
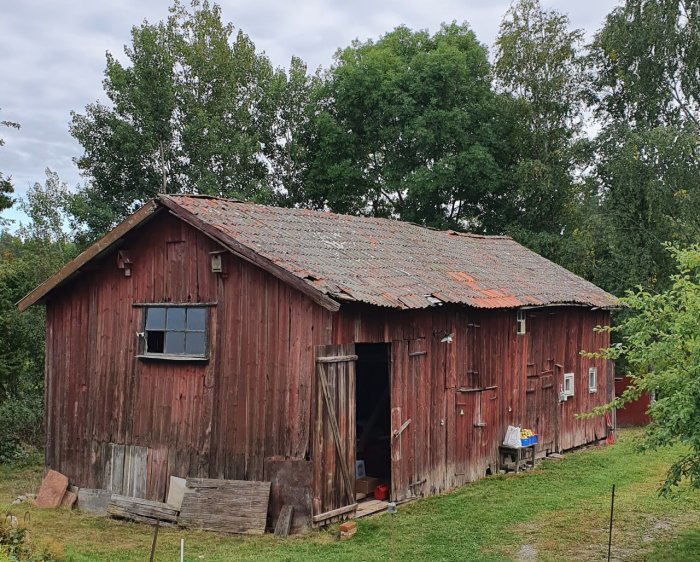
[
  {"left": 178, "top": 479, "right": 271, "bottom": 535},
  {"left": 40, "top": 207, "right": 613, "bottom": 526},
  {"left": 107, "top": 494, "right": 179, "bottom": 526},
  {"left": 274, "top": 505, "right": 293, "bottom": 538}
]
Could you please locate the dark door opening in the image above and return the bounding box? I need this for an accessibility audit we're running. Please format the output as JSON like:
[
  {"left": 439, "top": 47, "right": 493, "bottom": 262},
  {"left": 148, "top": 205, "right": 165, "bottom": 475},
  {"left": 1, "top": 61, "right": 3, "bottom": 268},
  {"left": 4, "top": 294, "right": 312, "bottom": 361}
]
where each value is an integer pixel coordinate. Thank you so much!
[{"left": 355, "top": 343, "right": 391, "bottom": 501}]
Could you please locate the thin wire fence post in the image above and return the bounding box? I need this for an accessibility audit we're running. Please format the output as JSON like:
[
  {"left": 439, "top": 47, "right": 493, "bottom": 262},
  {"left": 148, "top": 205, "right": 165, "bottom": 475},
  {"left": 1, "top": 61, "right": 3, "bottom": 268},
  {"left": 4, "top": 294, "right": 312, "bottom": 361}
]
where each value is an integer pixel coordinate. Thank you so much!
[{"left": 607, "top": 484, "right": 615, "bottom": 562}]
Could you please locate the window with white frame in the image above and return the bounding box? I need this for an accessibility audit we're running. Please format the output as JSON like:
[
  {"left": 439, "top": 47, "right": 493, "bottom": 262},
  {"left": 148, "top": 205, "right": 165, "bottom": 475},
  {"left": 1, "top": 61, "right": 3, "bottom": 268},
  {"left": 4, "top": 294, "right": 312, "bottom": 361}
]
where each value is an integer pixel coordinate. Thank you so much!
[
  {"left": 563, "top": 372, "right": 574, "bottom": 397},
  {"left": 588, "top": 367, "right": 597, "bottom": 393},
  {"left": 140, "top": 305, "right": 209, "bottom": 358},
  {"left": 516, "top": 309, "right": 526, "bottom": 335}
]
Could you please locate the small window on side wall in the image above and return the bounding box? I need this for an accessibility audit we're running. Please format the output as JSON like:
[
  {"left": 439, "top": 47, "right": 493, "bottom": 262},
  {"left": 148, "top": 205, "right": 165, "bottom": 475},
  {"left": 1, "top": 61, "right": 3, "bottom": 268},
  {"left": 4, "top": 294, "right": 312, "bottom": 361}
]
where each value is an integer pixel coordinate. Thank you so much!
[
  {"left": 516, "top": 309, "right": 526, "bottom": 335},
  {"left": 141, "top": 305, "right": 208, "bottom": 359},
  {"left": 588, "top": 367, "right": 597, "bottom": 393},
  {"left": 563, "top": 372, "right": 574, "bottom": 397}
]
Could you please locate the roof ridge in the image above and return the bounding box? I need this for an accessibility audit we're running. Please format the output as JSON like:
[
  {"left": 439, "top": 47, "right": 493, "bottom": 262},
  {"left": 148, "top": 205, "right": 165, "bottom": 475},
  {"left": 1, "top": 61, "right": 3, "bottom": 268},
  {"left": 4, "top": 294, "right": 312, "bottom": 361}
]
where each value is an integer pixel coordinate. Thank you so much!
[{"left": 162, "top": 194, "right": 515, "bottom": 240}]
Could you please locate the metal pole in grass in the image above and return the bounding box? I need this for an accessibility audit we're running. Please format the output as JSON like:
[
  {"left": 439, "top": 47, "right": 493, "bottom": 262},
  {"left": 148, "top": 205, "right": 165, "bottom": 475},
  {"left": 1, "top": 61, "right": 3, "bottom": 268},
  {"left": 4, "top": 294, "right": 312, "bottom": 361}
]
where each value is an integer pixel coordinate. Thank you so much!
[
  {"left": 387, "top": 501, "right": 397, "bottom": 562},
  {"left": 149, "top": 521, "right": 160, "bottom": 562},
  {"left": 180, "top": 538, "right": 184, "bottom": 562},
  {"left": 607, "top": 484, "right": 615, "bottom": 562}
]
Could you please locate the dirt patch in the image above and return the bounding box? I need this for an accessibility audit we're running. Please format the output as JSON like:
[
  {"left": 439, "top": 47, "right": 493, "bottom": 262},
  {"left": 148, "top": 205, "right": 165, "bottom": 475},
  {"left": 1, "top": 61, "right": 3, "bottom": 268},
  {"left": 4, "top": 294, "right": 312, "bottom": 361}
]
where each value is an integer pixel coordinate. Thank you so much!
[{"left": 516, "top": 544, "right": 537, "bottom": 561}]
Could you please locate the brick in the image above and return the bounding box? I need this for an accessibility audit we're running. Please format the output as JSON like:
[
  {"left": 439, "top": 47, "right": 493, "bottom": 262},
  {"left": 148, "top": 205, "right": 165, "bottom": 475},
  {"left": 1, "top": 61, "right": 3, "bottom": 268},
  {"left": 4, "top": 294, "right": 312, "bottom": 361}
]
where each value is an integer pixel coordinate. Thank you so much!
[
  {"left": 339, "top": 521, "right": 357, "bottom": 540},
  {"left": 35, "top": 470, "right": 69, "bottom": 508},
  {"left": 60, "top": 490, "right": 78, "bottom": 509},
  {"left": 339, "top": 521, "right": 357, "bottom": 533}
]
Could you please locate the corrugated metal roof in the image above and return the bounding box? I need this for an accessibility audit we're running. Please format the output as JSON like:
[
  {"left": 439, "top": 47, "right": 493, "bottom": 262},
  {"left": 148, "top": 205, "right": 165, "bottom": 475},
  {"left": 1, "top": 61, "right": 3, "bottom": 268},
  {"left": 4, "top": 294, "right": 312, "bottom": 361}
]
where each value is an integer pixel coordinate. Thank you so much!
[{"left": 164, "top": 195, "right": 618, "bottom": 310}]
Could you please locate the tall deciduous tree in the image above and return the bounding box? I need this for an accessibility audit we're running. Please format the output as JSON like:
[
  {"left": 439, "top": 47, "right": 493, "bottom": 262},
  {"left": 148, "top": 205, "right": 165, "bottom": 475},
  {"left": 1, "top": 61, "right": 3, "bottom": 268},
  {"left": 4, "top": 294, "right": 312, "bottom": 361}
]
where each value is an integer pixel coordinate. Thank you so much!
[
  {"left": 0, "top": 171, "right": 75, "bottom": 461},
  {"left": 69, "top": 0, "right": 282, "bottom": 239},
  {"left": 587, "top": 0, "right": 700, "bottom": 293},
  {"left": 0, "top": 110, "right": 20, "bottom": 215},
  {"left": 494, "top": 0, "right": 588, "bottom": 267},
  {"left": 296, "top": 23, "right": 510, "bottom": 230},
  {"left": 589, "top": 0, "right": 699, "bottom": 128}
]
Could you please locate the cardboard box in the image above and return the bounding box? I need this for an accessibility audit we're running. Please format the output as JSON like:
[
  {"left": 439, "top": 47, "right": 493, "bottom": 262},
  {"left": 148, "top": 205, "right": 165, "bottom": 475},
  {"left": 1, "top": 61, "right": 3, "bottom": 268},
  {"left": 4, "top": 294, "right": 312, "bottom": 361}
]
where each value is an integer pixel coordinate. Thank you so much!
[{"left": 355, "top": 476, "right": 379, "bottom": 495}]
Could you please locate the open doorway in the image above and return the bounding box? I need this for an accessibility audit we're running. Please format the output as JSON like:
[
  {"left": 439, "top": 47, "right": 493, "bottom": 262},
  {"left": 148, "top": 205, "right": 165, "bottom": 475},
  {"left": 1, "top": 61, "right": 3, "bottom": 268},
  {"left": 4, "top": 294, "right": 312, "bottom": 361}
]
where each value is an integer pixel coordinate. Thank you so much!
[{"left": 355, "top": 343, "right": 391, "bottom": 509}]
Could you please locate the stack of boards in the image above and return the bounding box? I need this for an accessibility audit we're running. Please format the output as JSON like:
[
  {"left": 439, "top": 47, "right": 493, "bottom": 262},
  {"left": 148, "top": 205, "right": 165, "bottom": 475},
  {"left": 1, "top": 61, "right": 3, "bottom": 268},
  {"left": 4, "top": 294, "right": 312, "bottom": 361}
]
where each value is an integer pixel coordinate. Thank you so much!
[{"left": 107, "top": 477, "right": 272, "bottom": 535}]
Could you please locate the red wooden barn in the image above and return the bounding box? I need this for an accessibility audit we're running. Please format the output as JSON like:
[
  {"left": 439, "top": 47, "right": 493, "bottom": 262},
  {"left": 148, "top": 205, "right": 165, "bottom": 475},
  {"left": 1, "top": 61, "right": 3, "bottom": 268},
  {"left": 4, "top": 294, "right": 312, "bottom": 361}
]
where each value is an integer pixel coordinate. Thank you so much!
[{"left": 19, "top": 195, "right": 617, "bottom": 527}]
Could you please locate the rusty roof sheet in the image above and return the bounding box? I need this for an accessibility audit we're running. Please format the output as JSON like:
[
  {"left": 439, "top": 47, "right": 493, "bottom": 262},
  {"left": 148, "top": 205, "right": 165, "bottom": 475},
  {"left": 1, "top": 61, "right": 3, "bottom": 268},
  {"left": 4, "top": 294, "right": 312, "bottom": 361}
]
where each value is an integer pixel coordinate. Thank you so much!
[{"left": 164, "top": 195, "right": 618, "bottom": 310}]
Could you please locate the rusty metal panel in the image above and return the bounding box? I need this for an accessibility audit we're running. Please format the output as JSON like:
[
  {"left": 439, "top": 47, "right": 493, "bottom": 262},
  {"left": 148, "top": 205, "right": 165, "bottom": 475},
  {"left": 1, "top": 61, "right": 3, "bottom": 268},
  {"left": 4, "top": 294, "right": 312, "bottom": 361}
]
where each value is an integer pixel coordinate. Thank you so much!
[{"left": 162, "top": 195, "right": 618, "bottom": 311}]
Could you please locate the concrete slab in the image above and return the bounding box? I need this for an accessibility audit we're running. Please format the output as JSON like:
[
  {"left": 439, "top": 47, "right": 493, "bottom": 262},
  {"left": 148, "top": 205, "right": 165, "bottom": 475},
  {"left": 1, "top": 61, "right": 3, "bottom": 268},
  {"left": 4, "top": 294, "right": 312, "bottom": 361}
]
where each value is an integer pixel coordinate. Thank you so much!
[
  {"left": 77, "top": 488, "right": 112, "bottom": 515},
  {"left": 166, "top": 476, "right": 186, "bottom": 510}
]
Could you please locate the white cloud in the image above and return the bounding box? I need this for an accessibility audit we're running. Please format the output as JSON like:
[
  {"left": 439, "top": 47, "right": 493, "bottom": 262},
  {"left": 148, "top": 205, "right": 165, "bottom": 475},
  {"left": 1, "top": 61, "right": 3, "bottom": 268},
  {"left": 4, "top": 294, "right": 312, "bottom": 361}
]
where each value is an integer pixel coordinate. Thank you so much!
[{"left": 0, "top": 0, "right": 620, "bottom": 225}]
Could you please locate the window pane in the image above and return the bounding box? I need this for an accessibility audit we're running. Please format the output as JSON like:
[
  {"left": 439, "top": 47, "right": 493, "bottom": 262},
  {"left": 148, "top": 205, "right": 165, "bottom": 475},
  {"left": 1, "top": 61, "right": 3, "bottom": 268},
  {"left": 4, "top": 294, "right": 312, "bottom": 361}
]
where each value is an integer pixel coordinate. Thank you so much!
[
  {"left": 146, "top": 331, "right": 165, "bottom": 353},
  {"left": 164, "top": 331, "right": 186, "bottom": 354},
  {"left": 145, "top": 307, "right": 166, "bottom": 330},
  {"left": 185, "top": 332, "right": 206, "bottom": 356},
  {"left": 166, "top": 307, "right": 186, "bottom": 330},
  {"left": 187, "top": 308, "right": 207, "bottom": 331}
]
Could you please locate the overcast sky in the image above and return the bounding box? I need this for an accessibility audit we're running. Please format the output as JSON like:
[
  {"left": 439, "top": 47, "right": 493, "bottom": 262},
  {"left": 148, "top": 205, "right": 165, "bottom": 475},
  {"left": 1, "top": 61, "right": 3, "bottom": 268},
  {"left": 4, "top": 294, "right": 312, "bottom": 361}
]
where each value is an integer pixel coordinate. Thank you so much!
[{"left": 0, "top": 0, "right": 620, "bottom": 225}]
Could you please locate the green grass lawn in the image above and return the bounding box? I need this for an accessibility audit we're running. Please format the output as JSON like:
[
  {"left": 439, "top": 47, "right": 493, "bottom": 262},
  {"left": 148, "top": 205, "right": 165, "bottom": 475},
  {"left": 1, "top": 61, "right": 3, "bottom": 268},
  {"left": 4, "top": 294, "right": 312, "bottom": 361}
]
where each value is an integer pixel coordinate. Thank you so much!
[{"left": 1, "top": 429, "right": 699, "bottom": 561}]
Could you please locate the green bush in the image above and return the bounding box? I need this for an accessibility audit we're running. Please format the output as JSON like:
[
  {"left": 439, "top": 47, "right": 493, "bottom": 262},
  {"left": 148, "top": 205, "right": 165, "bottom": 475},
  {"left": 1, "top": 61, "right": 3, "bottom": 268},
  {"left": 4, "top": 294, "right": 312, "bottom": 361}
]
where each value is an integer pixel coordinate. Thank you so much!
[
  {"left": 0, "top": 392, "right": 43, "bottom": 464},
  {"left": 0, "top": 520, "right": 63, "bottom": 562}
]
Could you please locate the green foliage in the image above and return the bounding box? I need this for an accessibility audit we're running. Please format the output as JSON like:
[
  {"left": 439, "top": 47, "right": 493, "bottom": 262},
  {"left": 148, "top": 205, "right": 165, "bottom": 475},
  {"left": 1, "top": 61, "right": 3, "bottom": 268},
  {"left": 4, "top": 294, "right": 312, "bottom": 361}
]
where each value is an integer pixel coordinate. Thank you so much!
[
  {"left": 0, "top": 520, "right": 64, "bottom": 562},
  {"left": 596, "top": 245, "right": 700, "bottom": 493},
  {"left": 584, "top": 0, "right": 700, "bottom": 294},
  {"left": 0, "top": 171, "right": 75, "bottom": 463},
  {"left": 0, "top": 110, "right": 20, "bottom": 216},
  {"left": 591, "top": 125, "right": 700, "bottom": 294},
  {"left": 293, "top": 23, "right": 509, "bottom": 230},
  {"left": 494, "top": 0, "right": 590, "bottom": 270},
  {"left": 69, "top": 0, "right": 285, "bottom": 239},
  {"left": 0, "top": 521, "right": 29, "bottom": 561},
  {"left": 0, "top": 393, "right": 43, "bottom": 464},
  {"left": 588, "top": 0, "right": 699, "bottom": 128}
]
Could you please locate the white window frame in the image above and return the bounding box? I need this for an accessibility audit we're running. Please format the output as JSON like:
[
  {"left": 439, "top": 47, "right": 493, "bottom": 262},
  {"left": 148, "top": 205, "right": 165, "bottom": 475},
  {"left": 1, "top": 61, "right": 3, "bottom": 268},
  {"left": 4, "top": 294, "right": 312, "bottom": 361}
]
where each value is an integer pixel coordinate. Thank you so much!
[
  {"left": 588, "top": 367, "right": 597, "bottom": 393},
  {"left": 563, "top": 372, "right": 575, "bottom": 397},
  {"left": 516, "top": 309, "right": 526, "bottom": 335}
]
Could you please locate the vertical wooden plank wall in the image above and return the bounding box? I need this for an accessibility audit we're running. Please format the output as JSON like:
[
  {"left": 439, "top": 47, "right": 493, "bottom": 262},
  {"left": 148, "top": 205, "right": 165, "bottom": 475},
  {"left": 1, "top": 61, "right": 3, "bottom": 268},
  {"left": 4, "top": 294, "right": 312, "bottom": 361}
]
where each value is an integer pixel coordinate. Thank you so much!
[
  {"left": 43, "top": 211, "right": 612, "bottom": 507},
  {"left": 335, "top": 303, "right": 611, "bottom": 499},
  {"left": 44, "top": 213, "right": 335, "bottom": 501}
]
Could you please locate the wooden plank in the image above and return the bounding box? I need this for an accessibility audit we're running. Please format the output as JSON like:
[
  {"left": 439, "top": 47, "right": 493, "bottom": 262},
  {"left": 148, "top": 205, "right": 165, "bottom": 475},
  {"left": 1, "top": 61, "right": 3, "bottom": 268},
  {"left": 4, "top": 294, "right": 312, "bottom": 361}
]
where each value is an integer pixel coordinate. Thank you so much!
[
  {"left": 107, "top": 494, "right": 179, "bottom": 525},
  {"left": 356, "top": 499, "right": 388, "bottom": 518},
  {"left": 274, "top": 505, "right": 293, "bottom": 538},
  {"left": 316, "top": 355, "right": 358, "bottom": 363},
  {"left": 311, "top": 502, "right": 358, "bottom": 523},
  {"left": 178, "top": 479, "right": 271, "bottom": 535}
]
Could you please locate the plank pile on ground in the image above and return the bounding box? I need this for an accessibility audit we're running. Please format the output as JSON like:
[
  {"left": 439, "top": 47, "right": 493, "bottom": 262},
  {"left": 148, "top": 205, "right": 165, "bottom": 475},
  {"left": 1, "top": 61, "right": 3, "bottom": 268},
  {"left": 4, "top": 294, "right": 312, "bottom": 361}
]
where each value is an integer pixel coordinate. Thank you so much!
[
  {"left": 107, "top": 494, "right": 179, "bottom": 526},
  {"left": 178, "top": 478, "right": 271, "bottom": 535}
]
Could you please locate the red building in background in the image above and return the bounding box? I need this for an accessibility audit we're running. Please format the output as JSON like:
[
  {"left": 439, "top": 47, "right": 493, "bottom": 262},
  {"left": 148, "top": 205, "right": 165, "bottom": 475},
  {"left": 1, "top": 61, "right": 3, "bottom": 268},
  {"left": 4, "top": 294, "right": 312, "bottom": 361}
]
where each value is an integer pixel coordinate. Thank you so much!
[{"left": 615, "top": 375, "right": 651, "bottom": 426}]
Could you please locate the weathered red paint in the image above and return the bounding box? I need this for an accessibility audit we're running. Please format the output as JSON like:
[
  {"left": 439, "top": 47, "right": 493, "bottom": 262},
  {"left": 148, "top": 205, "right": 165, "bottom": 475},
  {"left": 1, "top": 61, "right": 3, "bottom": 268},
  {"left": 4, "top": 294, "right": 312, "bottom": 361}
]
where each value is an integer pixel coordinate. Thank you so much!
[
  {"left": 615, "top": 376, "right": 651, "bottom": 427},
  {"left": 42, "top": 212, "right": 613, "bottom": 519}
]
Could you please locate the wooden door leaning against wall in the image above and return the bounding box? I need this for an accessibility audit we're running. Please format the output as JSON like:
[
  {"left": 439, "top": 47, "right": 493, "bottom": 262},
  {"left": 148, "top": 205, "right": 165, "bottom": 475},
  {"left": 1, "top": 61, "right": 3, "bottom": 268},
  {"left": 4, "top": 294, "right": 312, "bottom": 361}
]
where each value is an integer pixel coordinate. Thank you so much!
[{"left": 311, "top": 344, "right": 357, "bottom": 526}]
